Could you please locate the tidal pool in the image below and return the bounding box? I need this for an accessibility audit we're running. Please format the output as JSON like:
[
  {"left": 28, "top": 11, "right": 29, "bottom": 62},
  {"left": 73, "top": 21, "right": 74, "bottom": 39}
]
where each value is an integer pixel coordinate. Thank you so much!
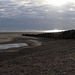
[{"left": 0, "top": 43, "right": 28, "bottom": 50}]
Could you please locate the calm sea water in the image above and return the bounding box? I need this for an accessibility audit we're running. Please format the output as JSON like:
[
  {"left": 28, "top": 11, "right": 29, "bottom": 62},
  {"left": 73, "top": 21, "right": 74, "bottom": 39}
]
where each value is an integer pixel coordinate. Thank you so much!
[{"left": 0, "top": 29, "right": 65, "bottom": 33}]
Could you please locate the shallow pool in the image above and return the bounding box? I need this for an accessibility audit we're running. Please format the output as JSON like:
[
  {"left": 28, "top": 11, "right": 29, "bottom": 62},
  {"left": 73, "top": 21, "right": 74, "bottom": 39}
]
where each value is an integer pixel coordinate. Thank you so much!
[{"left": 0, "top": 43, "right": 28, "bottom": 50}]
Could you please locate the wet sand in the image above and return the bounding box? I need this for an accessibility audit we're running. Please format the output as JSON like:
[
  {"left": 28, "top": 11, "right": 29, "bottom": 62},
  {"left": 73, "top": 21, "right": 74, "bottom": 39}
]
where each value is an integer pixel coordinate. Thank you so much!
[{"left": 0, "top": 32, "right": 75, "bottom": 75}]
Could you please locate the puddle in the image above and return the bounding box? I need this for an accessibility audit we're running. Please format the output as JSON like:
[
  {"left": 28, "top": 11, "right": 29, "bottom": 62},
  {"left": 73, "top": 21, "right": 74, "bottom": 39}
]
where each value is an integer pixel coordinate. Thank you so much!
[{"left": 0, "top": 43, "right": 28, "bottom": 50}]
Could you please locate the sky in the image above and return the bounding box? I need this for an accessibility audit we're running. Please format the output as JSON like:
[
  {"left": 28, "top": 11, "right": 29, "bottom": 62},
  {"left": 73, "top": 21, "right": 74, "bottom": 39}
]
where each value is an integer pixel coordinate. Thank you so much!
[{"left": 0, "top": 0, "right": 75, "bottom": 31}]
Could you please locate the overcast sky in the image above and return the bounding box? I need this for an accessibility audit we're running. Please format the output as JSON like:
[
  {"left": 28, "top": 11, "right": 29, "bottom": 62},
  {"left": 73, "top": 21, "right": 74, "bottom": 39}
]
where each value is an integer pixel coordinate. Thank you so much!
[{"left": 0, "top": 0, "right": 75, "bottom": 31}]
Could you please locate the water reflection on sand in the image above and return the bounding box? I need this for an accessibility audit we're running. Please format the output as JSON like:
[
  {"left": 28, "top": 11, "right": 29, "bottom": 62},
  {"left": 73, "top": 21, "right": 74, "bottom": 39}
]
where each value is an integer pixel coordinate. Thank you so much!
[{"left": 0, "top": 43, "right": 28, "bottom": 50}]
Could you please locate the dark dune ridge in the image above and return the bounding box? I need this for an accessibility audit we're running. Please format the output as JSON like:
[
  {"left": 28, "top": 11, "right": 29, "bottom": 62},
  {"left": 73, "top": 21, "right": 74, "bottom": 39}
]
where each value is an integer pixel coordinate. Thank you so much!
[
  {"left": 0, "top": 30, "right": 75, "bottom": 75},
  {"left": 22, "top": 30, "right": 75, "bottom": 39}
]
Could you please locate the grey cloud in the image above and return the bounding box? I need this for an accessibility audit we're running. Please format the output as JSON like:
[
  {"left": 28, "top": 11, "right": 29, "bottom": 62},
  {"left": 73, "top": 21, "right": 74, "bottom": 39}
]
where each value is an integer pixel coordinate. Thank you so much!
[{"left": 0, "top": 0, "right": 75, "bottom": 30}]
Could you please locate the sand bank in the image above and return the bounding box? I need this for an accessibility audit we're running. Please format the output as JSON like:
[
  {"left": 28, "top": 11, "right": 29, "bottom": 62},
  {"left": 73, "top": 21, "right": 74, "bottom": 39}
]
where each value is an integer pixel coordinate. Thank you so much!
[{"left": 0, "top": 33, "right": 75, "bottom": 75}]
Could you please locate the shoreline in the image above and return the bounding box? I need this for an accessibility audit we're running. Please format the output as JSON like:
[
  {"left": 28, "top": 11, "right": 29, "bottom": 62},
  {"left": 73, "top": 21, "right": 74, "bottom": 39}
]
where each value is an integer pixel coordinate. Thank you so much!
[
  {"left": 0, "top": 33, "right": 75, "bottom": 75},
  {"left": 0, "top": 37, "right": 42, "bottom": 52}
]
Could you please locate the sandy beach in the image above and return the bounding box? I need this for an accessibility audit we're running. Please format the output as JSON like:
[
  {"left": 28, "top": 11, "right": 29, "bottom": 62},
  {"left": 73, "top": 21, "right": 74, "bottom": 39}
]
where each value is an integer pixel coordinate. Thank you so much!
[{"left": 0, "top": 32, "right": 75, "bottom": 75}]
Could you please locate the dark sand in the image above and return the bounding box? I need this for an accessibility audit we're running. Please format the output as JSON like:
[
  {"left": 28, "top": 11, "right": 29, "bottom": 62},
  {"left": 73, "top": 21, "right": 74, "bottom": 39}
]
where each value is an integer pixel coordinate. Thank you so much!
[{"left": 0, "top": 32, "right": 75, "bottom": 75}]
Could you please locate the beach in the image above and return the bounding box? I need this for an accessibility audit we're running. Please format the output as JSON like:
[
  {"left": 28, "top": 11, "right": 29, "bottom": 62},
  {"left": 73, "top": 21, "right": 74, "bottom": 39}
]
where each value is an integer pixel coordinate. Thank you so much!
[{"left": 0, "top": 32, "right": 75, "bottom": 75}]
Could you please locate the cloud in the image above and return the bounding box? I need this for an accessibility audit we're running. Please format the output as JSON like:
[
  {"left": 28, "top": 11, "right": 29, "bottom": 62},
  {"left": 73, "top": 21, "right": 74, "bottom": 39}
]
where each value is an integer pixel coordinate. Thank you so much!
[
  {"left": 0, "top": 9, "right": 5, "bottom": 11},
  {"left": 0, "top": 0, "right": 75, "bottom": 30},
  {"left": 0, "top": 0, "right": 75, "bottom": 19}
]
